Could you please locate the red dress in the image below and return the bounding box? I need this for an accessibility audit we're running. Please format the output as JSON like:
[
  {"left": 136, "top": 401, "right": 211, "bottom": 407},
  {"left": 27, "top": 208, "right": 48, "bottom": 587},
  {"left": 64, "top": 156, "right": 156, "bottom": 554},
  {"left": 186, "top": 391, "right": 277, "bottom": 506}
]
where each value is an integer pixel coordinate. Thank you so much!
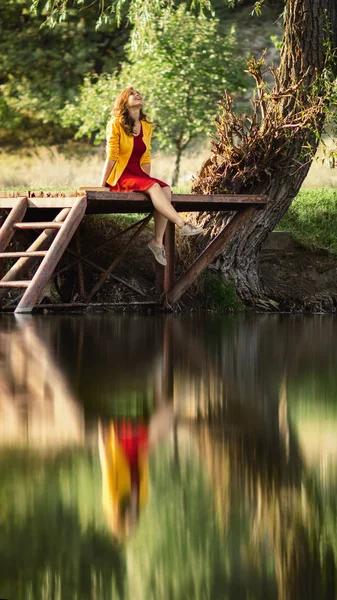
[{"left": 108, "top": 124, "right": 169, "bottom": 192}]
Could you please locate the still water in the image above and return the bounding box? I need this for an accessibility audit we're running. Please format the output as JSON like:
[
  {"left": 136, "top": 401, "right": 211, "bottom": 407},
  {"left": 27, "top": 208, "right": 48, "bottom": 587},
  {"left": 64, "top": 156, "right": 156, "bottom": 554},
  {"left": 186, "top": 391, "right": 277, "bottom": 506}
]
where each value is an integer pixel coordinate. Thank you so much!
[{"left": 0, "top": 313, "right": 337, "bottom": 600}]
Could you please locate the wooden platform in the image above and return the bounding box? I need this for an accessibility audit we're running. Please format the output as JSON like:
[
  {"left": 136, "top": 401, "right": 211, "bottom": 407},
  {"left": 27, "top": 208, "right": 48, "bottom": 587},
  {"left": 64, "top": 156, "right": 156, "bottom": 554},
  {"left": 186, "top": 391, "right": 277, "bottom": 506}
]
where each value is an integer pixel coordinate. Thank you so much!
[{"left": 0, "top": 189, "right": 268, "bottom": 312}]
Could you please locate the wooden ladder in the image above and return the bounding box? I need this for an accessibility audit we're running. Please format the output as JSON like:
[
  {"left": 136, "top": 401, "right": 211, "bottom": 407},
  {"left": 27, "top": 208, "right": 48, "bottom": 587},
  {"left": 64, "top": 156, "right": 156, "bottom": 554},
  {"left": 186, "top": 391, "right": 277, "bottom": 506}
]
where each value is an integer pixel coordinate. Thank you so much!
[{"left": 0, "top": 195, "right": 87, "bottom": 313}]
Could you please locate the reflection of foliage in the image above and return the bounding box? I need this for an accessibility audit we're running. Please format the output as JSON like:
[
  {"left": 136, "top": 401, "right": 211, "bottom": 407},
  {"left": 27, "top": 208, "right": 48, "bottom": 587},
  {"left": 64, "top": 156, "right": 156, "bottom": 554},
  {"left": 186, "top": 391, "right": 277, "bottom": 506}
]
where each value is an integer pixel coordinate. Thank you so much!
[
  {"left": 127, "top": 443, "right": 276, "bottom": 599},
  {"left": 0, "top": 450, "right": 126, "bottom": 600},
  {"left": 195, "top": 395, "right": 337, "bottom": 600}
]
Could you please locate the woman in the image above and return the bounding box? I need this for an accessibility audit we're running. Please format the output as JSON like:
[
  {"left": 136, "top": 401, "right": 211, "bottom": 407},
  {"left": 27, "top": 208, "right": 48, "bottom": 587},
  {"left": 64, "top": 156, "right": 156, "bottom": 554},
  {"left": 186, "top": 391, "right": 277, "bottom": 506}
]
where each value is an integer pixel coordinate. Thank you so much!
[{"left": 100, "top": 87, "right": 203, "bottom": 267}]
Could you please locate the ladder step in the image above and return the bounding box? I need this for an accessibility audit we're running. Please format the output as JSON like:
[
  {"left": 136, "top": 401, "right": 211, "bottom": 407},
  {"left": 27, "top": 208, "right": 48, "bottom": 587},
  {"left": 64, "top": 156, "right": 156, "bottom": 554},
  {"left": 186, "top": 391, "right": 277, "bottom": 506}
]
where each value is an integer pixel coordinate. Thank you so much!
[
  {"left": 14, "top": 222, "right": 63, "bottom": 230},
  {"left": 0, "top": 281, "right": 30, "bottom": 288},
  {"left": 0, "top": 251, "right": 48, "bottom": 258}
]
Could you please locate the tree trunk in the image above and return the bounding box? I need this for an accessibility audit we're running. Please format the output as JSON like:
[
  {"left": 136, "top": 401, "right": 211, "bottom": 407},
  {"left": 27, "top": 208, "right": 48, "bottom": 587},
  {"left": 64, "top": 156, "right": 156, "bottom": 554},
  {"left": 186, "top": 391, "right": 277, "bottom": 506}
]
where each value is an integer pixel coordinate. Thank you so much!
[
  {"left": 171, "top": 143, "right": 183, "bottom": 187},
  {"left": 194, "top": 0, "right": 337, "bottom": 302}
]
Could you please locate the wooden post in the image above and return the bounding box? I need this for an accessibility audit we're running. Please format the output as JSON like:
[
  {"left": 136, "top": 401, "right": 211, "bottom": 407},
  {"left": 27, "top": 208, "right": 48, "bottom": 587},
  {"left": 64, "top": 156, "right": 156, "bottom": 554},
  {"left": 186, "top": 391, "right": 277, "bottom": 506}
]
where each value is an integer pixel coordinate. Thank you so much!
[
  {"left": 75, "top": 229, "right": 85, "bottom": 297},
  {"left": 0, "top": 197, "right": 27, "bottom": 252},
  {"left": 15, "top": 197, "right": 86, "bottom": 313},
  {"left": 167, "top": 207, "right": 256, "bottom": 305},
  {"left": 155, "top": 222, "right": 176, "bottom": 295}
]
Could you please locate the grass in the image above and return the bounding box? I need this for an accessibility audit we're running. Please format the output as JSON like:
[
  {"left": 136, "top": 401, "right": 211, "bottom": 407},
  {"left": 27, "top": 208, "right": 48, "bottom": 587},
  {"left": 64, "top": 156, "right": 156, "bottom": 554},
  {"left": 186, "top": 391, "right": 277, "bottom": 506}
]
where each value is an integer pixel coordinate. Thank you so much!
[
  {"left": 277, "top": 188, "right": 337, "bottom": 255},
  {"left": 204, "top": 271, "right": 245, "bottom": 312}
]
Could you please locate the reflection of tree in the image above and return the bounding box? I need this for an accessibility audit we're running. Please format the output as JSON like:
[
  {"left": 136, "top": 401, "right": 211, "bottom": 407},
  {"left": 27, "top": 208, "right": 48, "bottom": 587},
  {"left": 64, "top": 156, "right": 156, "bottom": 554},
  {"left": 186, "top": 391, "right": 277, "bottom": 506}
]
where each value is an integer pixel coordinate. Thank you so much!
[
  {"left": 0, "top": 450, "right": 126, "bottom": 600},
  {"left": 164, "top": 315, "right": 337, "bottom": 599},
  {"left": 189, "top": 371, "right": 336, "bottom": 599}
]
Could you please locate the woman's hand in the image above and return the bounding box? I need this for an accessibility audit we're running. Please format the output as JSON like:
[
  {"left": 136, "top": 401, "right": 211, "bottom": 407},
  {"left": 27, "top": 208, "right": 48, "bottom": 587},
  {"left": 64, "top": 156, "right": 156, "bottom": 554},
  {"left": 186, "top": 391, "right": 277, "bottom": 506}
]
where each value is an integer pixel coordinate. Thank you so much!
[
  {"left": 100, "top": 159, "right": 116, "bottom": 187},
  {"left": 142, "top": 163, "right": 151, "bottom": 176}
]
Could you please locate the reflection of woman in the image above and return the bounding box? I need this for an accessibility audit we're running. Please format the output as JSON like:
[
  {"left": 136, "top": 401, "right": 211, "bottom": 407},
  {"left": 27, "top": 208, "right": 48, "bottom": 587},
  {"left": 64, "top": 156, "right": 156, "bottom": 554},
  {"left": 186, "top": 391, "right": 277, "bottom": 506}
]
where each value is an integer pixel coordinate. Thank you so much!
[
  {"left": 100, "top": 87, "right": 203, "bottom": 267},
  {"left": 98, "top": 404, "right": 173, "bottom": 539},
  {"left": 98, "top": 420, "right": 149, "bottom": 539}
]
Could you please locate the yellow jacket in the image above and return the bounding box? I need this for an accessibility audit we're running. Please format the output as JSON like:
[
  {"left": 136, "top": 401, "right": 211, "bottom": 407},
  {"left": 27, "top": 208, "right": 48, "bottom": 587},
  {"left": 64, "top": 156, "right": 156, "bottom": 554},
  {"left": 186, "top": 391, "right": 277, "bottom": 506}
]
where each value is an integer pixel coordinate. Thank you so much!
[{"left": 106, "top": 118, "right": 152, "bottom": 187}]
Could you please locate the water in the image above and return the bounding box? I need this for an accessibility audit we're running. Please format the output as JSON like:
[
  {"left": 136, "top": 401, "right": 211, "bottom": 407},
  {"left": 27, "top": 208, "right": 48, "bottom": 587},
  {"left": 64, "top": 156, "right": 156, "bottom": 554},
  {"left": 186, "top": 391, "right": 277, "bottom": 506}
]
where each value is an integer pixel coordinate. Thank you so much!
[{"left": 0, "top": 313, "right": 337, "bottom": 600}]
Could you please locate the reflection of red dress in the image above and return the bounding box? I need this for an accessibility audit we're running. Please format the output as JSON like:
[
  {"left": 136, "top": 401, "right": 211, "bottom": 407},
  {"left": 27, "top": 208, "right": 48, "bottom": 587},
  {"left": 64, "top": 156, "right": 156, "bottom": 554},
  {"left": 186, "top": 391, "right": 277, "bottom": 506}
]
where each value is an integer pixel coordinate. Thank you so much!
[
  {"left": 108, "top": 124, "right": 169, "bottom": 192},
  {"left": 115, "top": 420, "right": 149, "bottom": 492}
]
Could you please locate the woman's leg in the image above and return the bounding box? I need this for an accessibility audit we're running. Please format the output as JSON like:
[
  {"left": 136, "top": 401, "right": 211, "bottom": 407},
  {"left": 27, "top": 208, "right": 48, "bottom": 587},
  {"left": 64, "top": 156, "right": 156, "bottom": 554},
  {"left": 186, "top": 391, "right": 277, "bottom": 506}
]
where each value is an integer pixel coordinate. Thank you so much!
[
  {"left": 147, "top": 183, "right": 185, "bottom": 232},
  {"left": 153, "top": 186, "right": 172, "bottom": 248}
]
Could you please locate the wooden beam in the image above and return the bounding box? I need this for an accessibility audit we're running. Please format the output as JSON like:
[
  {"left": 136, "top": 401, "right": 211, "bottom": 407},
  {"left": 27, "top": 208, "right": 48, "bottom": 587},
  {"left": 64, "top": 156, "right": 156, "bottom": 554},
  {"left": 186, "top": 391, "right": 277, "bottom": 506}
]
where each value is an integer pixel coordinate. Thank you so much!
[
  {"left": 85, "top": 213, "right": 152, "bottom": 302},
  {"left": 164, "top": 222, "right": 176, "bottom": 293},
  {"left": 0, "top": 208, "right": 70, "bottom": 300},
  {"left": 84, "top": 191, "right": 267, "bottom": 214},
  {"left": 0, "top": 197, "right": 76, "bottom": 209},
  {"left": 84, "top": 191, "right": 267, "bottom": 203},
  {"left": 155, "top": 221, "right": 175, "bottom": 295},
  {"left": 0, "top": 197, "right": 27, "bottom": 252},
  {"left": 75, "top": 229, "right": 85, "bottom": 297},
  {"left": 0, "top": 252, "right": 47, "bottom": 258},
  {"left": 167, "top": 207, "right": 257, "bottom": 305},
  {"left": 62, "top": 247, "right": 146, "bottom": 297},
  {"left": 0, "top": 281, "right": 30, "bottom": 288},
  {"left": 15, "top": 196, "right": 87, "bottom": 313},
  {"left": 14, "top": 222, "right": 63, "bottom": 230}
]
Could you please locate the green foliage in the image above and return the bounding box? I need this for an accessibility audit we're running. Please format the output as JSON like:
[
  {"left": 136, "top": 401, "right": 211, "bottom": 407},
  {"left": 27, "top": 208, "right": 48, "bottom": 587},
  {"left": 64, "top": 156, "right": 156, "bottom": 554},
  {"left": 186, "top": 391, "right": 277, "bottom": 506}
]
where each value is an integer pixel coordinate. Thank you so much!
[
  {"left": 0, "top": 0, "right": 128, "bottom": 146},
  {"left": 277, "top": 188, "right": 337, "bottom": 255},
  {"left": 204, "top": 270, "right": 245, "bottom": 311},
  {"left": 60, "top": 6, "right": 248, "bottom": 156}
]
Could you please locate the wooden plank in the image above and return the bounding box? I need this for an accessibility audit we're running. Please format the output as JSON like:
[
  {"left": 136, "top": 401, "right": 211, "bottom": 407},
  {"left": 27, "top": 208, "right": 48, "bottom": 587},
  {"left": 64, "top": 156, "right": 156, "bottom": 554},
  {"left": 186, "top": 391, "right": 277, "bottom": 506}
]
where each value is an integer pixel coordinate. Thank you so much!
[
  {"left": 14, "top": 222, "right": 63, "bottom": 230},
  {"left": 15, "top": 196, "right": 87, "bottom": 313},
  {"left": 1, "top": 192, "right": 267, "bottom": 214},
  {"left": 85, "top": 213, "right": 152, "bottom": 302},
  {"left": 84, "top": 193, "right": 267, "bottom": 214},
  {"left": 0, "top": 209, "right": 70, "bottom": 299},
  {"left": 0, "top": 198, "right": 75, "bottom": 209},
  {"left": 0, "top": 281, "right": 30, "bottom": 288},
  {"left": 167, "top": 207, "right": 257, "bottom": 305},
  {"left": 0, "top": 251, "right": 47, "bottom": 258},
  {"left": 84, "top": 191, "right": 267, "bottom": 203},
  {"left": 0, "top": 197, "right": 27, "bottom": 252}
]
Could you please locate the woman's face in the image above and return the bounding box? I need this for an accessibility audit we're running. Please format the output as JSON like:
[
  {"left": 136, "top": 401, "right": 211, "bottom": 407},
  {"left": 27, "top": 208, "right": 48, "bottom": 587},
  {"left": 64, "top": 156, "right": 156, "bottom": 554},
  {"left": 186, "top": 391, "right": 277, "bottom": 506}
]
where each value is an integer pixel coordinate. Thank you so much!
[{"left": 127, "top": 89, "right": 143, "bottom": 109}]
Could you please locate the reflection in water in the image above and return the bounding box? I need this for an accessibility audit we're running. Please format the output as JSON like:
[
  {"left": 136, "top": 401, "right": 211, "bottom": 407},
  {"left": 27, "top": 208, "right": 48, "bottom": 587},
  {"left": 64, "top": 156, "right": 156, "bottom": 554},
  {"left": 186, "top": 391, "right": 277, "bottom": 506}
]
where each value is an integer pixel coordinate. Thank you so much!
[
  {"left": 0, "top": 314, "right": 337, "bottom": 599},
  {"left": 0, "top": 316, "right": 84, "bottom": 447}
]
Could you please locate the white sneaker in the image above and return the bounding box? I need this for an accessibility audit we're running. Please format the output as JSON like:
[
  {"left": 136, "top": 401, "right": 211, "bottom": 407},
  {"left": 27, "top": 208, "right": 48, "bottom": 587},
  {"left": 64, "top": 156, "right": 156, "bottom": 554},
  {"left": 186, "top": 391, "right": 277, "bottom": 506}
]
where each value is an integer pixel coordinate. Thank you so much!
[
  {"left": 179, "top": 222, "right": 203, "bottom": 236},
  {"left": 148, "top": 241, "right": 167, "bottom": 266}
]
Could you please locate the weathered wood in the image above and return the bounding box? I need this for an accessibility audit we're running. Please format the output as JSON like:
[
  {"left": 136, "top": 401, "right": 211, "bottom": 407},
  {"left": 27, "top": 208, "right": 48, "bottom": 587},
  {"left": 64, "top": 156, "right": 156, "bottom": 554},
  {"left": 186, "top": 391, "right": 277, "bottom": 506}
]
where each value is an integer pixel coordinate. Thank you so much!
[
  {"left": 75, "top": 229, "right": 85, "bottom": 297},
  {"left": 85, "top": 212, "right": 152, "bottom": 302},
  {"left": 83, "top": 191, "right": 267, "bottom": 214},
  {"left": 15, "top": 196, "right": 87, "bottom": 313},
  {"left": 0, "top": 251, "right": 47, "bottom": 258},
  {"left": 0, "top": 208, "right": 70, "bottom": 300},
  {"left": 164, "top": 222, "right": 175, "bottom": 293},
  {"left": 167, "top": 207, "right": 257, "bottom": 305},
  {"left": 0, "top": 197, "right": 76, "bottom": 209},
  {"left": 14, "top": 222, "right": 63, "bottom": 230},
  {"left": 0, "top": 281, "right": 30, "bottom": 288},
  {"left": 155, "top": 221, "right": 175, "bottom": 295},
  {"left": 62, "top": 247, "right": 146, "bottom": 297},
  {"left": 30, "top": 301, "right": 157, "bottom": 310},
  {"left": 0, "top": 197, "right": 27, "bottom": 252}
]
